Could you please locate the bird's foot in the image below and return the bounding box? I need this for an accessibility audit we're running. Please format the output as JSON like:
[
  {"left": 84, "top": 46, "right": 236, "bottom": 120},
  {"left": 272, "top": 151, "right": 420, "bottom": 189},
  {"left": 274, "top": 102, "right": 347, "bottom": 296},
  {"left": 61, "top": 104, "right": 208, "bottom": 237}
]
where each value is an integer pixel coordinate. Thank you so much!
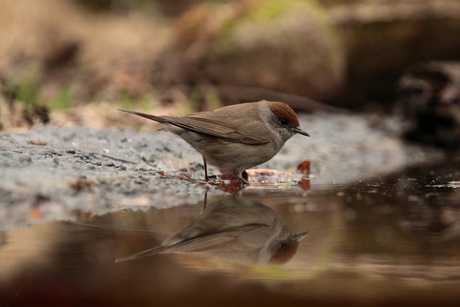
[
  {"left": 219, "top": 171, "right": 249, "bottom": 185},
  {"left": 218, "top": 171, "right": 249, "bottom": 194}
]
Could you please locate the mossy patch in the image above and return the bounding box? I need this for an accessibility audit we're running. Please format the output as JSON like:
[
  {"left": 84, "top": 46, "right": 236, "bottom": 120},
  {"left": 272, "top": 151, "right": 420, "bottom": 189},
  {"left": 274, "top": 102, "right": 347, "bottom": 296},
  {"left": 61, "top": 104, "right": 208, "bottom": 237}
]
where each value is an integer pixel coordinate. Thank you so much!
[{"left": 211, "top": 0, "right": 335, "bottom": 59}]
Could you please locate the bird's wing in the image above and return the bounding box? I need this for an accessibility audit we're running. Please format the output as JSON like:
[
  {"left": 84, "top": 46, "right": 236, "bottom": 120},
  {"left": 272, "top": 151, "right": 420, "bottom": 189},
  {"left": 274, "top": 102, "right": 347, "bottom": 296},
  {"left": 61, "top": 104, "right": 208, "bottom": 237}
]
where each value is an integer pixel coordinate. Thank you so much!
[
  {"left": 164, "top": 116, "right": 271, "bottom": 145},
  {"left": 165, "top": 225, "right": 269, "bottom": 253},
  {"left": 118, "top": 109, "right": 270, "bottom": 145}
]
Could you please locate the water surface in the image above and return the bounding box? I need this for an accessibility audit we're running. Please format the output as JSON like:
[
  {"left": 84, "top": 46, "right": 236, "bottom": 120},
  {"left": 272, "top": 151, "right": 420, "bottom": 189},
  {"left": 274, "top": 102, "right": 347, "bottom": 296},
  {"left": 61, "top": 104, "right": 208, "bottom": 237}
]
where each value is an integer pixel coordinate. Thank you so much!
[{"left": 1, "top": 161, "right": 459, "bottom": 306}]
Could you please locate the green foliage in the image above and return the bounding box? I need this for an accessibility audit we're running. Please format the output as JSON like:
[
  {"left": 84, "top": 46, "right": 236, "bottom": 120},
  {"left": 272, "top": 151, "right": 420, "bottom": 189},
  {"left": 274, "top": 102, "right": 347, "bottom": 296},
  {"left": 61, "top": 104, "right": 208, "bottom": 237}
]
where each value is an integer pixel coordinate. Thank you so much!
[
  {"left": 48, "top": 86, "right": 73, "bottom": 111},
  {"left": 120, "top": 91, "right": 157, "bottom": 110},
  {"left": 3, "top": 65, "right": 75, "bottom": 113},
  {"left": 204, "top": 86, "right": 221, "bottom": 111},
  {"left": 139, "top": 92, "right": 157, "bottom": 110},
  {"left": 188, "top": 84, "right": 223, "bottom": 113},
  {"left": 188, "top": 86, "right": 204, "bottom": 113},
  {"left": 4, "top": 65, "right": 41, "bottom": 108},
  {"left": 121, "top": 90, "right": 137, "bottom": 109}
]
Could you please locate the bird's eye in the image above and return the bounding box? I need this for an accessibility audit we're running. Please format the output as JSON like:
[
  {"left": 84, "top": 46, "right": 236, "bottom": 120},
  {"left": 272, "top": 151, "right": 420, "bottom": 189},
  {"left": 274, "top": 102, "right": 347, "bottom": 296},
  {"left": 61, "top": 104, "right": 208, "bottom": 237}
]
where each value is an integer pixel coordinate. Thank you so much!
[
  {"left": 279, "top": 118, "right": 289, "bottom": 125},
  {"left": 279, "top": 243, "right": 288, "bottom": 250}
]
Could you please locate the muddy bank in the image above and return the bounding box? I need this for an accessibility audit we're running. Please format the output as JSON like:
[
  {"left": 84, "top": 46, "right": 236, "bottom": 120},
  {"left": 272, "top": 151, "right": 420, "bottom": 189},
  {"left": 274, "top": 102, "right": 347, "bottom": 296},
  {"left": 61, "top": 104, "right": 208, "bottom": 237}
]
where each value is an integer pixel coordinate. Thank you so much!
[{"left": 0, "top": 113, "right": 444, "bottom": 230}]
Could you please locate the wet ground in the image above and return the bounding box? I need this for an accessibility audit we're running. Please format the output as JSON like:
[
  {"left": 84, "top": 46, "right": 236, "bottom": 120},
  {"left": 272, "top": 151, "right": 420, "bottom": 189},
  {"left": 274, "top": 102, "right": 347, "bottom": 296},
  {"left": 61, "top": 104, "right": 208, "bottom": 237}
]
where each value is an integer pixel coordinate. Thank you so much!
[{"left": 1, "top": 113, "right": 459, "bottom": 306}]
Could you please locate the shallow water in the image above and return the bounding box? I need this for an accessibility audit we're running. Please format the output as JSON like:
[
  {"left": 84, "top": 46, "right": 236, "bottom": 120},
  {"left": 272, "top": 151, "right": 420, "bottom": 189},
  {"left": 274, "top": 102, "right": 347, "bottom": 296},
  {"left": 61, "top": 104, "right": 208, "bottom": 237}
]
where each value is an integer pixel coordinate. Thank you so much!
[{"left": 1, "top": 160, "right": 460, "bottom": 306}]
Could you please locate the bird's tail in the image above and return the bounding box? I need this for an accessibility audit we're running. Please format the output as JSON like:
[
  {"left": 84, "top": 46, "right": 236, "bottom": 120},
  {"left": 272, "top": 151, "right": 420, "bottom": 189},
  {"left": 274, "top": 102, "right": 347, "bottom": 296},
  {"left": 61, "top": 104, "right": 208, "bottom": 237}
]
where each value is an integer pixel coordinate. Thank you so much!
[
  {"left": 115, "top": 245, "right": 168, "bottom": 262},
  {"left": 118, "top": 109, "right": 168, "bottom": 123}
]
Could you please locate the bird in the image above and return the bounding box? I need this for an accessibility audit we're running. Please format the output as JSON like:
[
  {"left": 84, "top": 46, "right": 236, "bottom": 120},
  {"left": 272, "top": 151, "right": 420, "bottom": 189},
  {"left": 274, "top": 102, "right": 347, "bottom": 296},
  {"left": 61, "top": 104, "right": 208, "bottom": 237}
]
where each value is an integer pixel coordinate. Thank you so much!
[
  {"left": 119, "top": 100, "right": 309, "bottom": 183},
  {"left": 116, "top": 193, "right": 308, "bottom": 265}
]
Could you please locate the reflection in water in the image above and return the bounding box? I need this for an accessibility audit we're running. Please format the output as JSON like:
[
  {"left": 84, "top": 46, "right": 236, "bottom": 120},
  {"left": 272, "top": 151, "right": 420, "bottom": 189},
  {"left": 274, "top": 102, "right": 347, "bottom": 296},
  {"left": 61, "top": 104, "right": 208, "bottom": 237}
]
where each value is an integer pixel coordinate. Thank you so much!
[
  {"left": 1, "top": 161, "right": 460, "bottom": 306},
  {"left": 117, "top": 193, "right": 308, "bottom": 265},
  {"left": 400, "top": 192, "right": 460, "bottom": 241}
]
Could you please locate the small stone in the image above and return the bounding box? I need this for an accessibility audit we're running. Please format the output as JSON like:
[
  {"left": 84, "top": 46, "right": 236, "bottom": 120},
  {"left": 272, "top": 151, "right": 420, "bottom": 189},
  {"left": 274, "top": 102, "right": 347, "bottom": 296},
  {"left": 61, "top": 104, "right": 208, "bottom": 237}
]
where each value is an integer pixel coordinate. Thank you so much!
[
  {"left": 1, "top": 152, "right": 12, "bottom": 158},
  {"left": 53, "top": 158, "right": 60, "bottom": 165},
  {"left": 19, "top": 155, "right": 32, "bottom": 163},
  {"left": 119, "top": 165, "right": 127, "bottom": 171},
  {"left": 93, "top": 161, "right": 102, "bottom": 166},
  {"left": 105, "top": 162, "right": 115, "bottom": 167}
]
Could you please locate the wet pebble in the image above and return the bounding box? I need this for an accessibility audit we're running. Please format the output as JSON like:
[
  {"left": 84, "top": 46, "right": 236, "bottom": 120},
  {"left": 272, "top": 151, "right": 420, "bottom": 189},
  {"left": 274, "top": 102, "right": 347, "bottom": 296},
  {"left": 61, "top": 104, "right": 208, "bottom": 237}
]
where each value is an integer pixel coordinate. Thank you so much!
[
  {"left": 27, "top": 149, "right": 40, "bottom": 155},
  {"left": 19, "top": 155, "right": 32, "bottom": 163},
  {"left": 1, "top": 152, "right": 13, "bottom": 158},
  {"left": 144, "top": 154, "right": 156, "bottom": 163}
]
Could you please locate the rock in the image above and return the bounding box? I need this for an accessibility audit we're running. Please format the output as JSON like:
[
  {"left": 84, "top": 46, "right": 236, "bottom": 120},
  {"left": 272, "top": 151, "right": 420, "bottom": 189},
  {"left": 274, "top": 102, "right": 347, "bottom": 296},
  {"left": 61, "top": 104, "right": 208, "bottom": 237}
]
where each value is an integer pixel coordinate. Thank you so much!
[
  {"left": 19, "top": 155, "right": 32, "bottom": 164},
  {"left": 329, "top": 0, "right": 460, "bottom": 106},
  {"left": 396, "top": 61, "right": 460, "bottom": 150},
  {"left": 157, "top": 0, "right": 345, "bottom": 105}
]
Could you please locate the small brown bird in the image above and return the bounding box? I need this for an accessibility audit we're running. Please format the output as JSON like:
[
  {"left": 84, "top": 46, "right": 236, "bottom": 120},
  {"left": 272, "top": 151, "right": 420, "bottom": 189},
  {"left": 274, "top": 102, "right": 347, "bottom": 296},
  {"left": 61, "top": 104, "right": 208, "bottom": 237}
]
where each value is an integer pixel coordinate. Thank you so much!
[
  {"left": 119, "top": 100, "right": 309, "bottom": 183},
  {"left": 116, "top": 193, "right": 308, "bottom": 265}
]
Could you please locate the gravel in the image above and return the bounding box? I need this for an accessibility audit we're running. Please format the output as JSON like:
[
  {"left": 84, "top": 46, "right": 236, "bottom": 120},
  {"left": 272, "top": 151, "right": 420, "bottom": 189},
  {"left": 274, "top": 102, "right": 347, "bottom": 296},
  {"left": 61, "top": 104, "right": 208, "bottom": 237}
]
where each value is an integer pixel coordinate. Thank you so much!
[{"left": 0, "top": 112, "right": 444, "bottom": 230}]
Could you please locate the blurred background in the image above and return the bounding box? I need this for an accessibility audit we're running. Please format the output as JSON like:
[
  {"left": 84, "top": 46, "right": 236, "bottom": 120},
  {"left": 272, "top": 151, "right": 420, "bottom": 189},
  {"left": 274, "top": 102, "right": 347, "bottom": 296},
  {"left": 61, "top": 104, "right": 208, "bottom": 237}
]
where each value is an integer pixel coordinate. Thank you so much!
[
  {"left": 1, "top": 0, "right": 460, "bottom": 132},
  {"left": 2, "top": 2, "right": 460, "bottom": 305}
]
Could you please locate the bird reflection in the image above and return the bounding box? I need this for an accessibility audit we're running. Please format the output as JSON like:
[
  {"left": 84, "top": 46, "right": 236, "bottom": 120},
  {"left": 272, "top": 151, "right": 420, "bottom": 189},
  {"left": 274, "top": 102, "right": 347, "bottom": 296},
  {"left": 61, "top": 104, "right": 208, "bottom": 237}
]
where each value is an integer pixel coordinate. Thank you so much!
[{"left": 116, "top": 193, "right": 308, "bottom": 265}]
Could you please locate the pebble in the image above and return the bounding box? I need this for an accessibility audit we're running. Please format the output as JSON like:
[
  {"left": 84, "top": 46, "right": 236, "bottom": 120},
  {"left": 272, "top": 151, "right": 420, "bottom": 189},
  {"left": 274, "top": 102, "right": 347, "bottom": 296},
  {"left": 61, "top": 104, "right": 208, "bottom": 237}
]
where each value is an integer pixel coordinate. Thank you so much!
[
  {"left": 1, "top": 152, "right": 13, "bottom": 158},
  {"left": 19, "top": 155, "right": 32, "bottom": 163}
]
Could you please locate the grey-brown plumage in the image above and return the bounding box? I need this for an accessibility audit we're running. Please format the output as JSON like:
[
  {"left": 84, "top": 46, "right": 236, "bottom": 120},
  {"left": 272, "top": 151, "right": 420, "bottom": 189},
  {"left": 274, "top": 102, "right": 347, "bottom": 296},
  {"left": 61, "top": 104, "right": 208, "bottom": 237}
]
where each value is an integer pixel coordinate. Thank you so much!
[
  {"left": 116, "top": 193, "right": 308, "bottom": 265},
  {"left": 119, "top": 100, "right": 309, "bottom": 182}
]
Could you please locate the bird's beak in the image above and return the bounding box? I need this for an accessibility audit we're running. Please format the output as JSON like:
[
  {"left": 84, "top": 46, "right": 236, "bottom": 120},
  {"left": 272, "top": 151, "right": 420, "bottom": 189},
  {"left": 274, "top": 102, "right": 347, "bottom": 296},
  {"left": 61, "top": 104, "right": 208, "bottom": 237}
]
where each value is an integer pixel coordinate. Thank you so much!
[
  {"left": 293, "top": 127, "right": 310, "bottom": 137},
  {"left": 293, "top": 232, "right": 309, "bottom": 241}
]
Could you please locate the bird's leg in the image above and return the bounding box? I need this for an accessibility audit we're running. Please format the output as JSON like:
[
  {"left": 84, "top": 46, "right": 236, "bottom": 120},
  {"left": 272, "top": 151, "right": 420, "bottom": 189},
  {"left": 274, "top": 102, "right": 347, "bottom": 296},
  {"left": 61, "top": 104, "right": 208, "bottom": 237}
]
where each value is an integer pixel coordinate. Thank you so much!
[
  {"left": 203, "top": 157, "right": 209, "bottom": 182},
  {"left": 238, "top": 176, "right": 250, "bottom": 185},
  {"left": 202, "top": 189, "right": 208, "bottom": 211},
  {"left": 236, "top": 171, "right": 250, "bottom": 185}
]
